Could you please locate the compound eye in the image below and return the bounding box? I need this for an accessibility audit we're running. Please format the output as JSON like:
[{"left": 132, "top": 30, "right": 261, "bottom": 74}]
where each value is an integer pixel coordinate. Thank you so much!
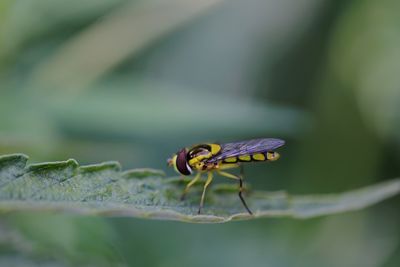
[{"left": 176, "top": 149, "right": 192, "bottom": 175}]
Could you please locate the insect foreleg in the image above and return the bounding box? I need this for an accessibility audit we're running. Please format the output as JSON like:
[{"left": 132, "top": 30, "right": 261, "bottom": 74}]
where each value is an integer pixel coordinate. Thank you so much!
[
  {"left": 181, "top": 172, "right": 201, "bottom": 201},
  {"left": 198, "top": 172, "right": 213, "bottom": 214}
]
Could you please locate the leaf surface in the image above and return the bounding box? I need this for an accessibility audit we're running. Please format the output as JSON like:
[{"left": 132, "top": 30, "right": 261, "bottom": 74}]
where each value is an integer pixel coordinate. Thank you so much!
[{"left": 0, "top": 154, "right": 399, "bottom": 223}]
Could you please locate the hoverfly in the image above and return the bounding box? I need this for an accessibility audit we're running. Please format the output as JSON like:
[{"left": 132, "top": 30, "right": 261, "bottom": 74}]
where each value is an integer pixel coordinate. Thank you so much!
[{"left": 167, "top": 138, "right": 285, "bottom": 214}]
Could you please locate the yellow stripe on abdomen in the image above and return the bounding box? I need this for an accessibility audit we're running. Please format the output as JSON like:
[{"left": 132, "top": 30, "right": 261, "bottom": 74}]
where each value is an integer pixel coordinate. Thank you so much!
[
  {"left": 252, "top": 153, "right": 266, "bottom": 161},
  {"left": 222, "top": 152, "right": 276, "bottom": 164},
  {"left": 223, "top": 157, "right": 237, "bottom": 163},
  {"left": 238, "top": 155, "right": 251, "bottom": 161}
]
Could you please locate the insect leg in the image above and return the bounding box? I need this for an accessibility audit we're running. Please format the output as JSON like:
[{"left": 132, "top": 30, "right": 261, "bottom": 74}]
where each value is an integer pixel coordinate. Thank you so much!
[
  {"left": 217, "top": 169, "right": 253, "bottom": 215},
  {"left": 238, "top": 165, "right": 253, "bottom": 215},
  {"left": 240, "top": 164, "right": 245, "bottom": 178},
  {"left": 181, "top": 172, "right": 201, "bottom": 201},
  {"left": 198, "top": 172, "right": 213, "bottom": 214}
]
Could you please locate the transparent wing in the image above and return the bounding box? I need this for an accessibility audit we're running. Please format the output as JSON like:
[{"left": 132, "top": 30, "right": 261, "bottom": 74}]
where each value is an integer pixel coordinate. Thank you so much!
[{"left": 206, "top": 138, "right": 285, "bottom": 163}]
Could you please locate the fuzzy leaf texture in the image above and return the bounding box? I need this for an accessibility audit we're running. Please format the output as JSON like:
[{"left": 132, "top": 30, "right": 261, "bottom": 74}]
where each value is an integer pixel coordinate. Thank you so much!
[{"left": 0, "top": 154, "right": 399, "bottom": 223}]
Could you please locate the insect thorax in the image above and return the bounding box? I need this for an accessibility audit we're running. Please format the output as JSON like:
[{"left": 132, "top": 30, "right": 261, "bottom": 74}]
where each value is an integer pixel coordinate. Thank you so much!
[{"left": 187, "top": 144, "right": 221, "bottom": 171}]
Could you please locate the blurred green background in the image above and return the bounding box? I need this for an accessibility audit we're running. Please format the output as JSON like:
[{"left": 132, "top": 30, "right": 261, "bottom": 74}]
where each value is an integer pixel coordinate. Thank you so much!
[{"left": 1, "top": 0, "right": 400, "bottom": 266}]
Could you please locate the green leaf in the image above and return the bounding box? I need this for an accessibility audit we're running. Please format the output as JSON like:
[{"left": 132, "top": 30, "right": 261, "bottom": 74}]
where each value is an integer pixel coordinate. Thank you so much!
[{"left": 0, "top": 154, "right": 399, "bottom": 223}]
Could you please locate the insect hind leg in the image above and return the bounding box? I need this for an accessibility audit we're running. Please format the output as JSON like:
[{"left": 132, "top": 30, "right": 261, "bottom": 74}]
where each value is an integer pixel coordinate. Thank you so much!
[
  {"left": 217, "top": 167, "right": 253, "bottom": 215},
  {"left": 238, "top": 165, "right": 253, "bottom": 215}
]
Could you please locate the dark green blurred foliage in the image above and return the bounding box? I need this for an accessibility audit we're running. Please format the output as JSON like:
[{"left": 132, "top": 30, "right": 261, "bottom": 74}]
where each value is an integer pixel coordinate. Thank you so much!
[{"left": 0, "top": 0, "right": 399, "bottom": 266}]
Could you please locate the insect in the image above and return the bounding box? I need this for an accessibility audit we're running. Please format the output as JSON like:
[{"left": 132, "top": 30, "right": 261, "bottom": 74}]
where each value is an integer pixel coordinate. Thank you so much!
[{"left": 167, "top": 138, "right": 285, "bottom": 215}]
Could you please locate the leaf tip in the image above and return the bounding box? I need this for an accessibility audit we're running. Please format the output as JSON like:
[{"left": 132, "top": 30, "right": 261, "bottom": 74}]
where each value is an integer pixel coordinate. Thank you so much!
[{"left": 27, "top": 159, "right": 79, "bottom": 182}]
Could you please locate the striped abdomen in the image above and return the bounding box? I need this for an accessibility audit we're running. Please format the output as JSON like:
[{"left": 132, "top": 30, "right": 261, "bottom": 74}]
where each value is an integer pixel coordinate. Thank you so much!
[{"left": 221, "top": 151, "right": 280, "bottom": 164}]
